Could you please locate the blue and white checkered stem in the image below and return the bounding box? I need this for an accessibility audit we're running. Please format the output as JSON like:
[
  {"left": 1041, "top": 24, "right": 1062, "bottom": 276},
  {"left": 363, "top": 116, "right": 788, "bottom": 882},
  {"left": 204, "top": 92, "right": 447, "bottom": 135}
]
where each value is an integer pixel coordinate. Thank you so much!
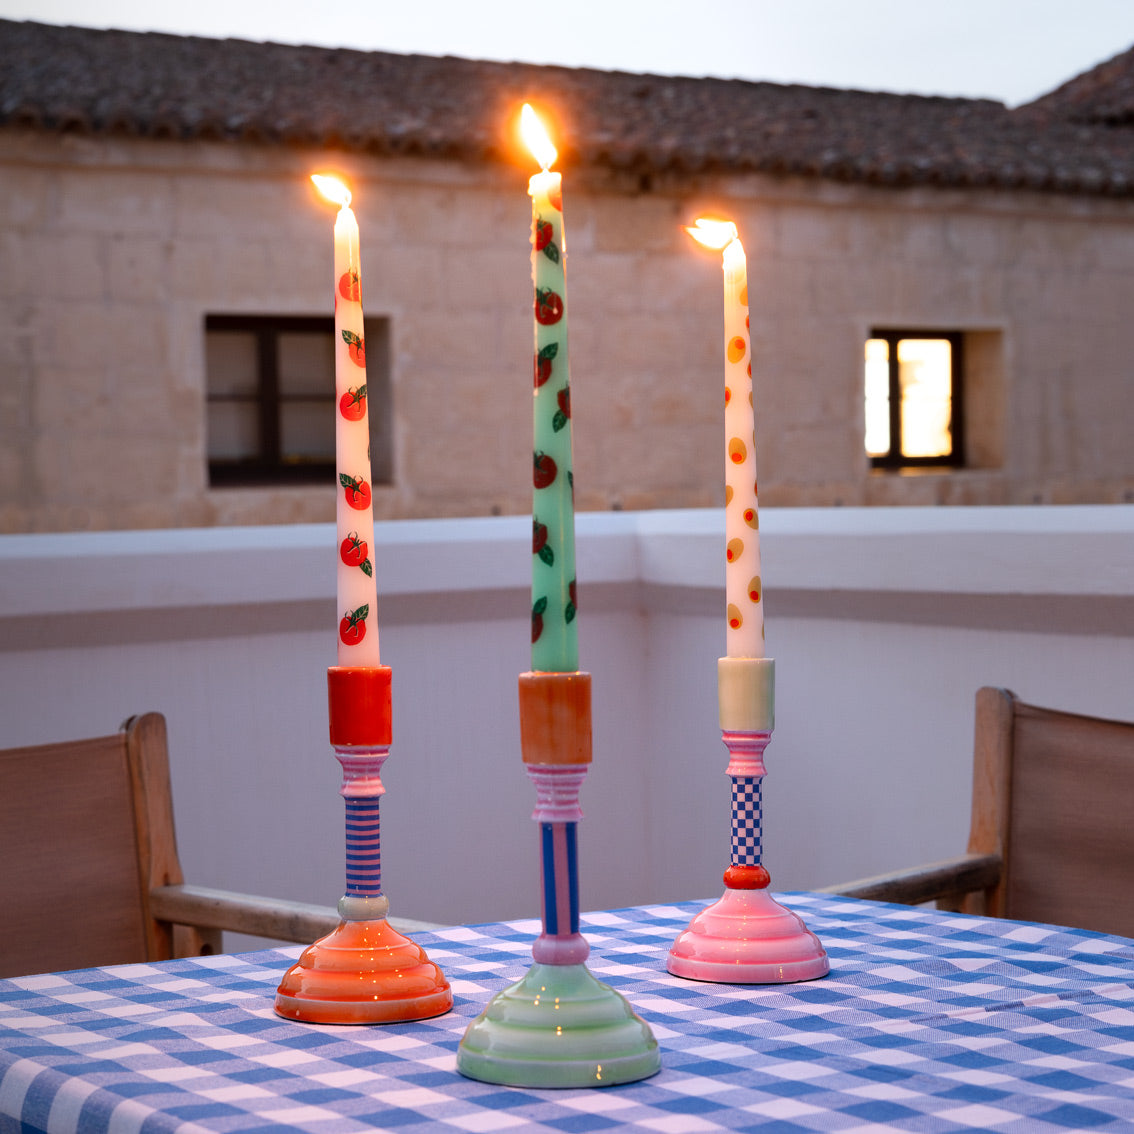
[
  {"left": 333, "top": 747, "right": 390, "bottom": 921},
  {"left": 527, "top": 766, "right": 590, "bottom": 965},
  {"left": 721, "top": 730, "right": 772, "bottom": 889},
  {"left": 731, "top": 774, "right": 763, "bottom": 867}
]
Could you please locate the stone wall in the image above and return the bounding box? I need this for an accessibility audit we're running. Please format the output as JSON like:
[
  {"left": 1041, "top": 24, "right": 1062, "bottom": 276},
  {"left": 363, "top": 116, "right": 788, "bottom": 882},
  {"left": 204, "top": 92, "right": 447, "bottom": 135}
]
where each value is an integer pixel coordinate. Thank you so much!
[{"left": 1, "top": 130, "right": 1132, "bottom": 532}]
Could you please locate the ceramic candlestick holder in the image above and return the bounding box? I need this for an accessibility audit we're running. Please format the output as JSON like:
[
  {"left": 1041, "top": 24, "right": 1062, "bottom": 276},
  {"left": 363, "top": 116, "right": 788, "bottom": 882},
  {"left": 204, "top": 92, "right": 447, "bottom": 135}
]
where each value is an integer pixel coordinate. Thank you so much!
[
  {"left": 458, "top": 671, "right": 660, "bottom": 1088},
  {"left": 275, "top": 666, "right": 452, "bottom": 1024},
  {"left": 667, "top": 657, "right": 829, "bottom": 984}
]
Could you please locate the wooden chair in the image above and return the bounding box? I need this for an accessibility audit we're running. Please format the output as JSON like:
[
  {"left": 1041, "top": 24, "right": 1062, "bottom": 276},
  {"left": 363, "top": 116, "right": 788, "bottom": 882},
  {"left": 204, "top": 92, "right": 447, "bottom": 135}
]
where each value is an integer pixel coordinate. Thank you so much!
[
  {"left": 826, "top": 687, "right": 1134, "bottom": 938},
  {"left": 0, "top": 712, "right": 433, "bottom": 978}
]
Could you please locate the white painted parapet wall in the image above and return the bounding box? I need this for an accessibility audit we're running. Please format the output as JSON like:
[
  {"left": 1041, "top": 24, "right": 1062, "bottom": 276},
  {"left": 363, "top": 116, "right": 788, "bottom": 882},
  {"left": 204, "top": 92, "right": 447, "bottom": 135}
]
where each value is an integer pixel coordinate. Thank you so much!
[{"left": 2, "top": 507, "right": 1131, "bottom": 940}]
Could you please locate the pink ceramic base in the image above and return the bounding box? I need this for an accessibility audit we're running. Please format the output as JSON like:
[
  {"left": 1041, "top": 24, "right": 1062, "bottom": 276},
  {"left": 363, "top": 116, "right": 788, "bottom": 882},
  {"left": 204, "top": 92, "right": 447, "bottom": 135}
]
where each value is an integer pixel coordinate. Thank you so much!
[{"left": 667, "top": 887, "right": 830, "bottom": 984}]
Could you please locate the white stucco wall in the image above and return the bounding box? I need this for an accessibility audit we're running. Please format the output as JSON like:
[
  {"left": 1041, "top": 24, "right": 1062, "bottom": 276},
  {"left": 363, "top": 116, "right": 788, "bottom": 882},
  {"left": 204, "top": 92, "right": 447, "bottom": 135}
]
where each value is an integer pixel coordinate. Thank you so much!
[{"left": 1, "top": 507, "right": 1131, "bottom": 946}]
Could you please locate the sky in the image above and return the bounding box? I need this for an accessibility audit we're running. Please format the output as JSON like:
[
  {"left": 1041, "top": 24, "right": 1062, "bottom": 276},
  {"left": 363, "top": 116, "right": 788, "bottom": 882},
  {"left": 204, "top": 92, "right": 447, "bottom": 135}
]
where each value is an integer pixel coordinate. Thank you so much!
[{"left": 1, "top": 0, "right": 1132, "bottom": 107}]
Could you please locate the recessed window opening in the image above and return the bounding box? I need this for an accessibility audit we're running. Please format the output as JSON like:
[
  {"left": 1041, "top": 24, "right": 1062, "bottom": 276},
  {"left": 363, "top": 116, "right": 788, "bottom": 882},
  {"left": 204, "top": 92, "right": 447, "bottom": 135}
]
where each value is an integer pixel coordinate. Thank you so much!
[
  {"left": 865, "top": 329, "right": 964, "bottom": 470},
  {"left": 205, "top": 314, "right": 391, "bottom": 488}
]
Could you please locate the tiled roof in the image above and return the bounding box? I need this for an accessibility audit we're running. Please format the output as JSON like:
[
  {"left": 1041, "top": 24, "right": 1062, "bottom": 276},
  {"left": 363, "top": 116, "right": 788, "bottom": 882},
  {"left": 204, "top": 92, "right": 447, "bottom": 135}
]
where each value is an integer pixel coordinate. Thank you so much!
[
  {"left": 1019, "top": 43, "right": 1134, "bottom": 127},
  {"left": 1, "top": 18, "right": 1131, "bottom": 197}
]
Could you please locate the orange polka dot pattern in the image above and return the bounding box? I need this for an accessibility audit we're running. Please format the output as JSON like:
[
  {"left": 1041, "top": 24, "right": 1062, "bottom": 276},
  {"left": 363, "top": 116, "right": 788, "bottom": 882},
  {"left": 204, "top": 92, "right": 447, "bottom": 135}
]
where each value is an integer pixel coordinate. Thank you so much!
[{"left": 722, "top": 243, "right": 765, "bottom": 658}]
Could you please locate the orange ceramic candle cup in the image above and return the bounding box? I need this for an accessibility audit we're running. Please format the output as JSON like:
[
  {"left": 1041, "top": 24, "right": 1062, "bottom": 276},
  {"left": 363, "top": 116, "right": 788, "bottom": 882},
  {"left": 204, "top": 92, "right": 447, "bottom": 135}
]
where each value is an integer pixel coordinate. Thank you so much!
[{"left": 518, "top": 671, "right": 592, "bottom": 766}]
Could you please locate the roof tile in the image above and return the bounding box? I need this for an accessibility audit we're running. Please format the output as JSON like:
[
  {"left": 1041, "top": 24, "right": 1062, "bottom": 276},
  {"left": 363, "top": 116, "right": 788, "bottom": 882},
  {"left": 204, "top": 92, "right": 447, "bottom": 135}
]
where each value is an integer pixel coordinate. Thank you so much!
[{"left": 1, "top": 19, "right": 1131, "bottom": 196}]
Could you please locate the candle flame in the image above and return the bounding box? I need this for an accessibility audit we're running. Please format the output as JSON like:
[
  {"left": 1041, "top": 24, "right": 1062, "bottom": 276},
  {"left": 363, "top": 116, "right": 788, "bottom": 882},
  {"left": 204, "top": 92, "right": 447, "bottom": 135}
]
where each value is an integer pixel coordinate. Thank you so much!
[
  {"left": 311, "top": 173, "right": 352, "bottom": 209},
  {"left": 521, "top": 104, "right": 557, "bottom": 171},
  {"left": 686, "top": 216, "right": 739, "bottom": 251}
]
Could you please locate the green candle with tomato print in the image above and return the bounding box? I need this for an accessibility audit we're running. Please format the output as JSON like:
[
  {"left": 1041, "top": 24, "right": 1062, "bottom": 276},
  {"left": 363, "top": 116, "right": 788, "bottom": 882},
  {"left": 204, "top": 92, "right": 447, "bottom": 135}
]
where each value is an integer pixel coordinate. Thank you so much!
[
  {"left": 312, "top": 174, "right": 381, "bottom": 668},
  {"left": 523, "top": 105, "right": 578, "bottom": 673}
]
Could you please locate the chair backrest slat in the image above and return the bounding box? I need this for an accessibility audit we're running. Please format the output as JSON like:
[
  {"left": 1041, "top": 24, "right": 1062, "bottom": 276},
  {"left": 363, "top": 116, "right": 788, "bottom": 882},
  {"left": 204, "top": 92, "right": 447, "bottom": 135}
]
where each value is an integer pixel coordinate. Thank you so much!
[
  {"left": 1004, "top": 699, "right": 1134, "bottom": 937},
  {"left": 0, "top": 732, "right": 151, "bottom": 977}
]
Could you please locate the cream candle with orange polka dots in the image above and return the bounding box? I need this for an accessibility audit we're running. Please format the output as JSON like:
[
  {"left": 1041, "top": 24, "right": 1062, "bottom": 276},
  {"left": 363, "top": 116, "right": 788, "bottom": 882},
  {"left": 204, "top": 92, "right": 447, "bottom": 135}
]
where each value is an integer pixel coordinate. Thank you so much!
[{"left": 688, "top": 218, "right": 764, "bottom": 659}]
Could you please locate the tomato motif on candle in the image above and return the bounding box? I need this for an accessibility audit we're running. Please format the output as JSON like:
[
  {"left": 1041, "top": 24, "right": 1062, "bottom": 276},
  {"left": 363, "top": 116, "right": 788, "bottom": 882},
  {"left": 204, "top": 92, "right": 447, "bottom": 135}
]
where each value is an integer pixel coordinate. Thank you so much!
[
  {"left": 535, "top": 288, "right": 564, "bottom": 325},
  {"left": 338, "top": 270, "right": 360, "bottom": 302},
  {"left": 341, "top": 473, "right": 372, "bottom": 511},
  {"left": 535, "top": 217, "right": 561, "bottom": 263},
  {"left": 340, "top": 385, "right": 367, "bottom": 421},
  {"left": 342, "top": 330, "right": 365, "bottom": 367},
  {"left": 533, "top": 519, "right": 553, "bottom": 565},
  {"left": 340, "top": 532, "right": 373, "bottom": 577},
  {"left": 553, "top": 386, "right": 570, "bottom": 431},
  {"left": 339, "top": 604, "right": 369, "bottom": 647},
  {"left": 533, "top": 452, "right": 557, "bottom": 489},
  {"left": 535, "top": 344, "right": 557, "bottom": 387}
]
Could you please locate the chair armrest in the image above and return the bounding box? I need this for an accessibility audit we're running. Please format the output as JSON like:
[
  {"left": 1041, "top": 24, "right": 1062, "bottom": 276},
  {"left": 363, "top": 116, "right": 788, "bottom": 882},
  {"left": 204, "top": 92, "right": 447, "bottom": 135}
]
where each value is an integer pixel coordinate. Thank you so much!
[
  {"left": 150, "top": 884, "right": 444, "bottom": 943},
  {"left": 150, "top": 885, "right": 340, "bottom": 943},
  {"left": 819, "top": 853, "right": 1002, "bottom": 906}
]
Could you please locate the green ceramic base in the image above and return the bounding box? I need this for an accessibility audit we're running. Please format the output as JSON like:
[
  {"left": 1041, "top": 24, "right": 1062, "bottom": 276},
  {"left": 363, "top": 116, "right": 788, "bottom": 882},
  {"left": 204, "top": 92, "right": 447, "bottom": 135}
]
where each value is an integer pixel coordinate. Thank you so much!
[{"left": 457, "top": 962, "right": 661, "bottom": 1088}]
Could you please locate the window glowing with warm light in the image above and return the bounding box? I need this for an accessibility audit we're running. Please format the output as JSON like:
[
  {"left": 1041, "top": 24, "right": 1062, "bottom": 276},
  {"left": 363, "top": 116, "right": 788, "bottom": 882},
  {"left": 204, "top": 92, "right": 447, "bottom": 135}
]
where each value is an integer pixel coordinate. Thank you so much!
[
  {"left": 898, "top": 338, "right": 953, "bottom": 458},
  {"left": 865, "top": 331, "right": 963, "bottom": 469},
  {"left": 864, "top": 338, "right": 891, "bottom": 457}
]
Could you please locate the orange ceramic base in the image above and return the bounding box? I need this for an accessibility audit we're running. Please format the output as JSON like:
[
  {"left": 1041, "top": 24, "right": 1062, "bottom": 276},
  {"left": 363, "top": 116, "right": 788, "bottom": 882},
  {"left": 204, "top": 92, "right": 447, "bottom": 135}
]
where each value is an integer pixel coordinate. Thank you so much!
[{"left": 274, "top": 919, "right": 453, "bottom": 1024}]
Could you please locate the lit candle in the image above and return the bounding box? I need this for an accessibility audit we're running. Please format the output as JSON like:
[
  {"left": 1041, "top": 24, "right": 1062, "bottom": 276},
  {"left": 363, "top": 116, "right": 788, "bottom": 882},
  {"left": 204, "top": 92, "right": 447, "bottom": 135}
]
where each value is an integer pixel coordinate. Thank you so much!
[
  {"left": 522, "top": 105, "right": 578, "bottom": 673},
  {"left": 312, "top": 174, "right": 381, "bottom": 667},
  {"left": 687, "top": 218, "right": 764, "bottom": 658}
]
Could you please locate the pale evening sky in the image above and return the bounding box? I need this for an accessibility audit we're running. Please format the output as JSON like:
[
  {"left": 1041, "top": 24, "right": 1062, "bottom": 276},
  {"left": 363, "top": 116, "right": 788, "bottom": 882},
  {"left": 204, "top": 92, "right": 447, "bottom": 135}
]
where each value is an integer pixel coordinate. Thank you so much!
[{"left": 1, "top": 0, "right": 1132, "bottom": 107}]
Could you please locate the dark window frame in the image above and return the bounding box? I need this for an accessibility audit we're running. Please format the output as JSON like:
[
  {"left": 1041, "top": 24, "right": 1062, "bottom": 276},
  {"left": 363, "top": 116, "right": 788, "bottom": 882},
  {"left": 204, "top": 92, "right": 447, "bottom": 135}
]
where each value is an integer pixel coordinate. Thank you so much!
[
  {"left": 205, "top": 313, "right": 391, "bottom": 490},
  {"left": 868, "top": 328, "right": 965, "bottom": 471}
]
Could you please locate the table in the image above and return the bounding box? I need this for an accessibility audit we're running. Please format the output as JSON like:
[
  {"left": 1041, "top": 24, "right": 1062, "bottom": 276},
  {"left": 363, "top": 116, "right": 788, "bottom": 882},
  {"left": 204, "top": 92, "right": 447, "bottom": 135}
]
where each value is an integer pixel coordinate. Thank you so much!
[{"left": 3, "top": 893, "right": 1134, "bottom": 1133}]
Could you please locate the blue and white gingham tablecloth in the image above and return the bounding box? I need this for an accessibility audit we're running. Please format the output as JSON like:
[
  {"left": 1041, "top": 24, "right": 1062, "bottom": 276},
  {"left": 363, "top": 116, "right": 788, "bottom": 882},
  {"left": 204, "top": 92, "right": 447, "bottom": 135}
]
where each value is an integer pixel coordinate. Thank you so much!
[{"left": 3, "top": 893, "right": 1134, "bottom": 1133}]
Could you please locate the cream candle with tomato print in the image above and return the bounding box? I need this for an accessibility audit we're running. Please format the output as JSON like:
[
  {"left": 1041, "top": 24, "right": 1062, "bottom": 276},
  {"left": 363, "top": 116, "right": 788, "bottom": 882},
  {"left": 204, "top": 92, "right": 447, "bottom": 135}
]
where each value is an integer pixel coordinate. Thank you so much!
[
  {"left": 522, "top": 105, "right": 578, "bottom": 674},
  {"left": 688, "top": 218, "right": 764, "bottom": 659},
  {"left": 313, "top": 174, "right": 381, "bottom": 667}
]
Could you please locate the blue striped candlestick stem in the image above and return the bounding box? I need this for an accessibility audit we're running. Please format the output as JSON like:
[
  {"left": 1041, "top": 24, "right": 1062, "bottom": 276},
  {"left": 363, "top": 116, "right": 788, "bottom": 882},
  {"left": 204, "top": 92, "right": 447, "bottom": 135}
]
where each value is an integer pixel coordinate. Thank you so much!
[
  {"left": 530, "top": 767, "right": 589, "bottom": 965},
  {"left": 335, "top": 748, "right": 388, "bottom": 918}
]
